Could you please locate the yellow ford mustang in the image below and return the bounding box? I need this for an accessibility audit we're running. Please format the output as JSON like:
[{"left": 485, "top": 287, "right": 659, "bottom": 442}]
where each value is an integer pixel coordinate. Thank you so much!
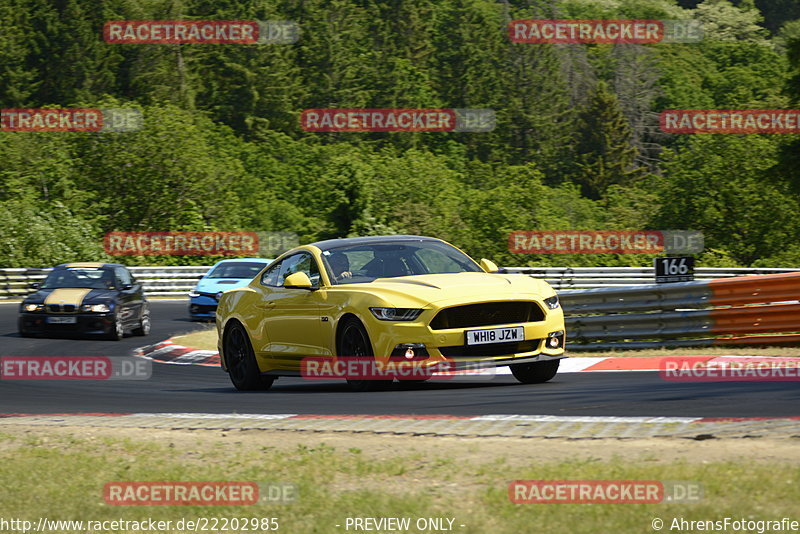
[{"left": 216, "top": 235, "right": 565, "bottom": 391}]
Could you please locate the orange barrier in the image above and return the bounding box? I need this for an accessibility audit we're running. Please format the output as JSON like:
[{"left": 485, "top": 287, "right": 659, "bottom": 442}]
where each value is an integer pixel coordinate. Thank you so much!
[
  {"left": 712, "top": 333, "right": 800, "bottom": 346},
  {"left": 709, "top": 272, "right": 800, "bottom": 306},
  {"left": 565, "top": 271, "right": 800, "bottom": 350},
  {"left": 710, "top": 303, "right": 800, "bottom": 336}
]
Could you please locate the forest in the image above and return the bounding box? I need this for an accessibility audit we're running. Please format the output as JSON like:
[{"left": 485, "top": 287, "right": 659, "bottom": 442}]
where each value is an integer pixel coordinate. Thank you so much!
[{"left": 2, "top": 0, "right": 800, "bottom": 268}]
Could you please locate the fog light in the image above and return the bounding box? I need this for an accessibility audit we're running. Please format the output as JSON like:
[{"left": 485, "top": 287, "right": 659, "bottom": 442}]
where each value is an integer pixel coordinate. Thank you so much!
[
  {"left": 391, "top": 343, "right": 429, "bottom": 361},
  {"left": 547, "top": 330, "right": 565, "bottom": 349}
]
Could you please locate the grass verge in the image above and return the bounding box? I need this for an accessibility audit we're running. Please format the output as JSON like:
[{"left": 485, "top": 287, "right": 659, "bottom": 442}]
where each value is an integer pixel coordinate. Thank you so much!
[{"left": 0, "top": 427, "right": 798, "bottom": 534}]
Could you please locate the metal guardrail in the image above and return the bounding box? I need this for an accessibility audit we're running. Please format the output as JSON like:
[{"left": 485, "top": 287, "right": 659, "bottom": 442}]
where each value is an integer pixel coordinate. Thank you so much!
[
  {"left": 502, "top": 266, "right": 800, "bottom": 289},
  {"left": 0, "top": 266, "right": 211, "bottom": 298},
  {"left": 561, "top": 272, "right": 800, "bottom": 350},
  {"left": 3, "top": 266, "right": 799, "bottom": 299},
  {"left": 2, "top": 265, "right": 799, "bottom": 350}
]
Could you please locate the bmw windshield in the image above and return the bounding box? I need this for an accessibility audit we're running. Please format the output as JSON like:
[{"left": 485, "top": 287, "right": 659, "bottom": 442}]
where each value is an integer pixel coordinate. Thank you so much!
[
  {"left": 321, "top": 240, "right": 482, "bottom": 285},
  {"left": 40, "top": 267, "right": 115, "bottom": 290}
]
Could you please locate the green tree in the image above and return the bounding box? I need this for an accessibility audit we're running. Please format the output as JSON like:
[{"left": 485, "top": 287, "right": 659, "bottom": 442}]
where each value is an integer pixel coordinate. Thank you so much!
[
  {"left": 572, "top": 81, "right": 645, "bottom": 199},
  {"left": 654, "top": 135, "right": 800, "bottom": 265}
]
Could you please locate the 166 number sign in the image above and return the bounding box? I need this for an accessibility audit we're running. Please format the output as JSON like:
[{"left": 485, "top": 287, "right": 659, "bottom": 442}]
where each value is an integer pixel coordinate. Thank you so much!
[{"left": 655, "top": 256, "right": 694, "bottom": 283}]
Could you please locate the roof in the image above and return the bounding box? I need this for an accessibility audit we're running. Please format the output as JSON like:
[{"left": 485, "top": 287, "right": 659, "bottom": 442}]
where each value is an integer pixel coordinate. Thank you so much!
[
  {"left": 211, "top": 258, "right": 274, "bottom": 264},
  {"left": 310, "top": 235, "right": 440, "bottom": 251},
  {"left": 56, "top": 262, "right": 124, "bottom": 269}
]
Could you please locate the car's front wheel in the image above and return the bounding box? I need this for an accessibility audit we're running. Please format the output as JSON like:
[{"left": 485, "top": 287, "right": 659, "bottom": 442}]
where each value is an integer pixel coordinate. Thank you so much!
[
  {"left": 510, "top": 359, "right": 560, "bottom": 384},
  {"left": 338, "top": 317, "right": 390, "bottom": 392},
  {"left": 106, "top": 313, "right": 125, "bottom": 341},
  {"left": 133, "top": 311, "right": 150, "bottom": 336},
  {"left": 225, "top": 322, "right": 274, "bottom": 391}
]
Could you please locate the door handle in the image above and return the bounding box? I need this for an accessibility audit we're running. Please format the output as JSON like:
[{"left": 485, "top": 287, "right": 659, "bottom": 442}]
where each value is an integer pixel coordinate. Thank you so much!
[{"left": 256, "top": 302, "right": 276, "bottom": 309}]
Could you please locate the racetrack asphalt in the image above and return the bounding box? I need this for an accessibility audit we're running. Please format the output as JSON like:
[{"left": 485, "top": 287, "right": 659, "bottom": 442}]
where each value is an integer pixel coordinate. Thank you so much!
[{"left": 0, "top": 301, "right": 798, "bottom": 418}]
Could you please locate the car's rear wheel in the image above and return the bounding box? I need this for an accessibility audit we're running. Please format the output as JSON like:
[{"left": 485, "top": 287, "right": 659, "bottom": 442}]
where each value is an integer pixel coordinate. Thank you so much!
[
  {"left": 338, "top": 317, "right": 390, "bottom": 392},
  {"left": 225, "top": 322, "right": 273, "bottom": 391},
  {"left": 106, "top": 313, "right": 125, "bottom": 341},
  {"left": 510, "top": 359, "right": 560, "bottom": 384}
]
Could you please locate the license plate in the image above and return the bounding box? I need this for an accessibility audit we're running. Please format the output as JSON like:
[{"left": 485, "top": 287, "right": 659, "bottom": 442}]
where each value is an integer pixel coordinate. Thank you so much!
[
  {"left": 47, "top": 316, "right": 77, "bottom": 324},
  {"left": 466, "top": 326, "right": 524, "bottom": 345}
]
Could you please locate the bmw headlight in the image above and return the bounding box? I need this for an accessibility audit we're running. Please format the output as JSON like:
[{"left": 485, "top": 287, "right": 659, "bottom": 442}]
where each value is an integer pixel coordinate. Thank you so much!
[
  {"left": 544, "top": 295, "right": 560, "bottom": 309},
  {"left": 22, "top": 303, "right": 43, "bottom": 312},
  {"left": 81, "top": 303, "right": 112, "bottom": 313},
  {"left": 369, "top": 308, "right": 423, "bottom": 321}
]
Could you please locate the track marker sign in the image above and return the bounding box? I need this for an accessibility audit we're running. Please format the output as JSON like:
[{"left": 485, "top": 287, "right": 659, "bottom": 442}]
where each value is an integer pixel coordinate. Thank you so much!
[{"left": 655, "top": 256, "right": 694, "bottom": 283}]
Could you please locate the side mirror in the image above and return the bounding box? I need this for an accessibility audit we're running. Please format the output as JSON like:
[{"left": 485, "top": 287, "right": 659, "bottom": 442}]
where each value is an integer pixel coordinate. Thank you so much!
[
  {"left": 29, "top": 282, "right": 40, "bottom": 290},
  {"left": 283, "top": 272, "right": 313, "bottom": 289},
  {"left": 480, "top": 258, "right": 499, "bottom": 273}
]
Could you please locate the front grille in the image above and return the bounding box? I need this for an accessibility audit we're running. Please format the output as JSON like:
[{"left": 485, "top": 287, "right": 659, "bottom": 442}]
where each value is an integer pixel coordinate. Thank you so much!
[
  {"left": 430, "top": 302, "right": 545, "bottom": 330},
  {"left": 47, "top": 304, "right": 77, "bottom": 313},
  {"left": 191, "top": 304, "right": 217, "bottom": 314},
  {"left": 439, "top": 340, "right": 541, "bottom": 358}
]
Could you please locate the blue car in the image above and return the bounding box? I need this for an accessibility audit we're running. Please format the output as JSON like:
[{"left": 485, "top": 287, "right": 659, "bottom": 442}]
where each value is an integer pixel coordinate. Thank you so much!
[{"left": 189, "top": 258, "right": 273, "bottom": 320}]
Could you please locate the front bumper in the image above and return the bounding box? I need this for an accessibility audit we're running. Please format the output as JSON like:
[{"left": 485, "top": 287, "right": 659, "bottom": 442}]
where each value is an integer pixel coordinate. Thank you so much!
[
  {"left": 364, "top": 302, "right": 566, "bottom": 368},
  {"left": 190, "top": 296, "right": 218, "bottom": 319},
  {"left": 19, "top": 312, "right": 116, "bottom": 336}
]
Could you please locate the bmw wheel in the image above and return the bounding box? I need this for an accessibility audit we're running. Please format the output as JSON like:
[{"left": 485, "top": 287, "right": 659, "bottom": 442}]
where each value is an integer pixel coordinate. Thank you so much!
[
  {"left": 133, "top": 312, "right": 150, "bottom": 336},
  {"left": 106, "top": 313, "right": 125, "bottom": 341}
]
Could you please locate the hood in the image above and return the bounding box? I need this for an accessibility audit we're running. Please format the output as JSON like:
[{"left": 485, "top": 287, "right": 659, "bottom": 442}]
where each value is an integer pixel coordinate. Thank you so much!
[
  {"left": 195, "top": 278, "right": 255, "bottom": 293},
  {"left": 332, "top": 273, "right": 554, "bottom": 308},
  {"left": 25, "top": 288, "right": 117, "bottom": 305}
]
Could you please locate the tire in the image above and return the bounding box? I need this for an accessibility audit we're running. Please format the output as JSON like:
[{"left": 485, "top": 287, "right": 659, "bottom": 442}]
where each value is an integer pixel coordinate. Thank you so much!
[
  {"left": 338, "top": 317, "right": 390, "bottom": 392},
  {"left": 106, "top": 313, "right": 125, "bottom": 341},
  {"left": 510, "top": 359, "right": 560, "bottom": 384},
  {"left": 133, "top": 311, "right": 150, "bottom": 336},
  {"left": 225, "top": 322, "right": 274, "bottom": 391},
  {"left": 18, "top": 318, "right": 33, "bottom": 338}
]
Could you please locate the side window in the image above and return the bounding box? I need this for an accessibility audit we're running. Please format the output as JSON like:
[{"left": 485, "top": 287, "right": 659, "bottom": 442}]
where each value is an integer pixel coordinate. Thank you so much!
[
  {"left": 260, "top": 253, "right": 321, "bottom": 287},
  {"left": 261, "top": 259, "right": 285, "bottom": 287},
  {"left": 115, "top": 267, "right": 133, "bottom": 287}
]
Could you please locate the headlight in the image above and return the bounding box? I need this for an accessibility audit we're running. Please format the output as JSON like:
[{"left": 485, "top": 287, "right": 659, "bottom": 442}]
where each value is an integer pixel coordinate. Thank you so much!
[
  {"left": 22, "top": 303, "right": 43, "bottom": 312},
  {"left": 369, "top": 308, "right": 424, "bottom": 321},
  {"left": 81, "top": 303, "right": 112, "bottom": 313},
  {"left": 544, "top": 295, "right": 560, "bottom": 309},
  {"left": 189, "top": 290, "right": 200, "bottom": 298}
]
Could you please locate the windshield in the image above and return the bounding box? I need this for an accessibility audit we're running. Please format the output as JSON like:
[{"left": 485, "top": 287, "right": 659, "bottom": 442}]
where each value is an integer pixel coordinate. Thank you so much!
[
  {"left": 206, "top": 261, "right": 268, "bottom": 279},
  {"left": 41, "top": 267, "right": 116, "bottom": 290},
  {"left": 321, "top": 240, "right": 482, "bottom": 285}
]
